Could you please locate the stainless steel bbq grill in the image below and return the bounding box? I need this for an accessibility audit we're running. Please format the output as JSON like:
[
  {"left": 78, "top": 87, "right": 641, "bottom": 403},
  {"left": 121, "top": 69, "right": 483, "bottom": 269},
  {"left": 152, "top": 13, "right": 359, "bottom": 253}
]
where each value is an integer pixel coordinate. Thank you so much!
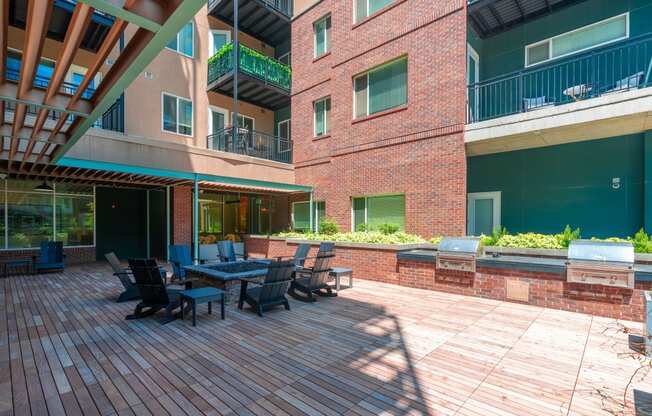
[
  {"left": 436, "top": 237, "right": 484, "bottom": 273},
  {"left": 566, "top": 240, "right": 635, "bottom": 289}
]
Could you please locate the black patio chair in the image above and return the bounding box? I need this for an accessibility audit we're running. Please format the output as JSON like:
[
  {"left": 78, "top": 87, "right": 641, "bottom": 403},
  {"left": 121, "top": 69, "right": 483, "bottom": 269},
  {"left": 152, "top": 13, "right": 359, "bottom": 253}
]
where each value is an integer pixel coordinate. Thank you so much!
[
  {"left": 289, "top": 252, "right": 336, "bottom": 302},
  {"left": 105, "top": 252, "right": 140, "bottom": 302},
  {"left": 126, "top": 258, "right": 182, "bottom": 324},
  {"left": 242, "top": 259, "right": 295, "bottom": 317}
]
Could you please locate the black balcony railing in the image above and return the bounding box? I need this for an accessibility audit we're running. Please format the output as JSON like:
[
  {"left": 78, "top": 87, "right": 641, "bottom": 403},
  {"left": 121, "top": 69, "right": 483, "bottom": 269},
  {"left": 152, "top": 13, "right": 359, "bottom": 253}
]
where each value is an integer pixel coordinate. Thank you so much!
[
  {"left": 208, "top": 0, "right": 292, "bottom": 18},
  {"left": 467, "top": 33, "right": 652, "bottom": 123},
  {"left": 207, "top": 127, "right": 292, "bottom": 164},
  {"left": 5, "top": 67, "right": 96, "bottom": 99}
]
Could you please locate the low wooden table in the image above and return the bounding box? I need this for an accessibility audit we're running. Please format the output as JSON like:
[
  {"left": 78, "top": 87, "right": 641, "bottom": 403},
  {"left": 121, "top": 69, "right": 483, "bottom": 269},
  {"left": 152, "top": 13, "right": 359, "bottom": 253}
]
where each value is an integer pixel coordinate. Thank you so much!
[
  {"left": 329, "top": 267, "right": 353, "bottom": 292},
  {"left": 179, "top": 287, "right": 225, "bottom": 326},
  {"left": 2, "top": 259, "right": 33, "bottom": 277}
]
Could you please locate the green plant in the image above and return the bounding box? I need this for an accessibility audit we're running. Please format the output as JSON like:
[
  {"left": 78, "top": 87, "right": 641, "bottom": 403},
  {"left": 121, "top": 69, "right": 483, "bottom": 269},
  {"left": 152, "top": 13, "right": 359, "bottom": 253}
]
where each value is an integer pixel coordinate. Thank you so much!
[
  {"left": 356, "top": 223, "right": 368, "bottom": 232},
  {"left": 378, "top": 223, "right": 400, "bottom": 235},
  {"left": 480, "top": 226, "right": 507, "bottom": 246},
  {"left": 318, "top": 218, "right": 339, "bottom": 235},
  {"left": 632, "top": 228, "right": 651, "bottom": 253},
  {"left": 275, "top": 231, "right": 425, "bottom": 245},
  {"left": 556, "top": 225, "right": 581, "bottom": 248}
]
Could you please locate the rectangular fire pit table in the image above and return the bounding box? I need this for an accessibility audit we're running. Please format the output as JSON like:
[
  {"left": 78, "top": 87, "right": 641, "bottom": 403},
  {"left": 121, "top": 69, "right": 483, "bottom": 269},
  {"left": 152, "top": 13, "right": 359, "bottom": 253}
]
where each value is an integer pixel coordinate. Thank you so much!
[{"left": 184, "top": 260, "right": 271, "bottom": 305}]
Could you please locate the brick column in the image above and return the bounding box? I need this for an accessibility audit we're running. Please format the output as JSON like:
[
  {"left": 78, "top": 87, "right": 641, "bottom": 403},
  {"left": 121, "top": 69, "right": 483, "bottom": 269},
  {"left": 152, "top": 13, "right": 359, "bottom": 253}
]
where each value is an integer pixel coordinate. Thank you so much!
[{"left": 172, "top": 186, "right": 192, "bottom": 245}]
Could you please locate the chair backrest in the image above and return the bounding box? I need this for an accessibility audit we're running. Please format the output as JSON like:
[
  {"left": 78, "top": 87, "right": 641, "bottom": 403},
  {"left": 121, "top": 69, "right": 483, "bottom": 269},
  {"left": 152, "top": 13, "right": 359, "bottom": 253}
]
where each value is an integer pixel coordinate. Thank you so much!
[
  {"left": 169, "top": 244, "right": 192, "bottom": 276},
  {"left": 38, "top": 241, "right": 64, "bottom": 263},
  {"left": 199, "top": 244, "right": 219, "bottom": 263},
  {"left": 217, "top": 240, "right": 236, "bottom": 262},
  {"left": 318, "top": 242, "right": 335, "bottom": 255},
  {"left": 306, "top": 252, "right": 335, "bottom": 288},
  {"left": 259, "top": 260, "right": 295, "bottom": 301},
  {"left": 105, "top": 252, "right": 124, "bottom": 274},
  {"left": 128, "top": 258, "right": 169, "bottom": 306},
  {"left": 293, "top": 244, "right": 310, "bottom": 267}
]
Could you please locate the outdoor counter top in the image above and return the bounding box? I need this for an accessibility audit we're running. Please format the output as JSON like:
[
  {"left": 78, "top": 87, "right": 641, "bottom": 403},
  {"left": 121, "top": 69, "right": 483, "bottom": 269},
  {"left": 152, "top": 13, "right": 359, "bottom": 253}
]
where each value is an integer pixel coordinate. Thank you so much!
[{"left": 397, "top": 249, "right": 652, "bottom": 282}]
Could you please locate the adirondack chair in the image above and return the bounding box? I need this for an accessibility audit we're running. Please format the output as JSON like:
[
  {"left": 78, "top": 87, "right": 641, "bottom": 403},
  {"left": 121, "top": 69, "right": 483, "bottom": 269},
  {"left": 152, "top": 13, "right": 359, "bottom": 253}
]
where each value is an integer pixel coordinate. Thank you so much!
[
  {"left": 105, "top": 252, "right": 140, "bottom": 302},
  {"left": 199, "top": 244, "right": 220, "bottom": 264},
  {"left": 318, "top": 242, "right": 335, "bottom": 254},
  {"left": 126, "top": 258, "right": 182, "bottom": 324},
  {"left": 242, "top": 260, "right": 295, "bottom": 317},
  {"left": 169, "top": 244, "right": 192, "bottom": 280},
  {"left": 293, "top": 244, "right": 310, "bottom": 268},
  {"left": 33, "top": 241, "right": 65, "bottom": 273},
  {"left": 217, "top": 240, "right": 247, "bottom": 262},
  {"left": 289, "top": 252, "right": 336, "bottom": 302}
]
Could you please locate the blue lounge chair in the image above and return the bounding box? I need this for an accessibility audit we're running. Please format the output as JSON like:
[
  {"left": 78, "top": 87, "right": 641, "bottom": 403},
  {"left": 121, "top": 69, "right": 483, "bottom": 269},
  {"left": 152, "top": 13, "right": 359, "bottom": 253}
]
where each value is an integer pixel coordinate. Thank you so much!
[
  {"left": 217, "top": 240, "right": 247, "bottom": 262},
  {"left": 33, "top": 241, "right": 65, "bottom": 273},
  {"left": 169, "top": 244, "right": 192, "bottom": 280}
]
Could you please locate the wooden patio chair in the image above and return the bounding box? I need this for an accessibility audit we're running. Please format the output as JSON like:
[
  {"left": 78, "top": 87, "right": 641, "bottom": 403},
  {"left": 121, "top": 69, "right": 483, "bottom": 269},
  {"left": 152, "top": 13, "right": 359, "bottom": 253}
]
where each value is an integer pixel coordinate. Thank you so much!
[
  {"left": 288, "top": 252, "right": 336, "bottom": 302},
  {"left": 242, "top": 260, "right": 295, "bottom": 317},
  {"left": 105, "top": 252, "right": 140, "bottom": 302},
  {"left": 126, "top": 258, "right": 182, "bottom": 324},
  {"left": 33, "top": 241, "right": 65, "bottom": 273},
  {"left": 293, "top": 243, "right": 310, "bottom": 268}
]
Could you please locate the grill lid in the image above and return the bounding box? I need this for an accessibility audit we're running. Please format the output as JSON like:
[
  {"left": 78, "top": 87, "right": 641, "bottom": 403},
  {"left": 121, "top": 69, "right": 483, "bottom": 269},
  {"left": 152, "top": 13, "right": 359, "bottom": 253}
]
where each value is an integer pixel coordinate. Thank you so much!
[
  {"left": 438, "top": 237, "right": 483, "bottom": 255},
  {"left": 568, "top": 240, "right": 634, "bottom": 264}
]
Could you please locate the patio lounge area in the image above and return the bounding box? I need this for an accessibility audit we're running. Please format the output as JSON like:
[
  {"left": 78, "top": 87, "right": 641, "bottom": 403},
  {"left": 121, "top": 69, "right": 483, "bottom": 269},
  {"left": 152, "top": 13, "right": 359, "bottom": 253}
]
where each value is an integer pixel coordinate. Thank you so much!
[{"left": 2, "top": 264, "right": 652, "bottom": 416}]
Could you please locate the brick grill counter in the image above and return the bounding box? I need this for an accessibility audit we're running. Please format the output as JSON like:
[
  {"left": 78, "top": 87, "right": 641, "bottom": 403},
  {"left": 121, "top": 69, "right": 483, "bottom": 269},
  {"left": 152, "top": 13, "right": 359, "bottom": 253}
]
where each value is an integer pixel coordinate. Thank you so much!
[{"left": 245, "top": 236, "right": 652, "bottom": 322}]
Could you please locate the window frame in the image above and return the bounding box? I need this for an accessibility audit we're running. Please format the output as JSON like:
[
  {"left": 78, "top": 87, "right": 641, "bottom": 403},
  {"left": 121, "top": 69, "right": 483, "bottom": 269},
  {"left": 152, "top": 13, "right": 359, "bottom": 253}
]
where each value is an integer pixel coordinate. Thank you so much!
[
  {"left": 354, "top": 0, "right": 395, "bottom": 24},
  {"left": 208, "top": 29, "right": 231, "bottom": 57},
  {"left": 292, "top": 200, "right": 325, "bottom": 232},
  {"left": 351, "top": 193, "right": 405, "bottom": 231},
  {"left": 277, "top": 119, "right": 291, "bottom": 140},
  {"left": 161, "top": 92, "right": 194, "bottom": 137},
  {"left": 237, "top": 114, "right": 256, "bottom": 131},
  {"left": 524, "top": 13, "right": 629, "bottom": 68},
  {"left": 313, "top": 96, "right": 331, "bottom": 137},
  {"left": 313, "top": 14, "right": 331, "bottom": 58},
  {"left": 353, "top": 56, "right": 408, "bottom": 119},
  {"left": 208, "top": 105, "right": 229, "bottom": 136},
  {"left": 165, "top": 21, "right": 195, "bottom": 58},
  {"left": 277, "top": 52, "right": 291, "bottom": 65},
  {"left": 467, "top": 191, "right": 501, "bottom": 236}
]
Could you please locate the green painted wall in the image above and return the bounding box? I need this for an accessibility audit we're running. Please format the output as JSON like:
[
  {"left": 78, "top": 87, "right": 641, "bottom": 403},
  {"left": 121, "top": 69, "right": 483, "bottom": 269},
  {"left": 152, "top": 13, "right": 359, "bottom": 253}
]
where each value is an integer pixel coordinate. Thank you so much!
[
  {"left": 475, "top": 0, "right": 652, "bottom": 81},
  {"left": 467, "top": 135, "right": 645, "bottom": 238},
  {"left": 645, "top": 131, "right": 652, "bottom": 231}
]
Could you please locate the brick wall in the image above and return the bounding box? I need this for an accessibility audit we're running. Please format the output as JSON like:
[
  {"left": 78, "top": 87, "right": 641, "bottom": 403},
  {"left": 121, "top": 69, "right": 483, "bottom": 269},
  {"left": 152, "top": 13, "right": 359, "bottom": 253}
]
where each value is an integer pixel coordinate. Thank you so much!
[
  {"left": 291, "top": 0, "right": 468, "bottom": 238},
  {"left": 245, "top": 236, "right": 651, "bottom": 321},
  {"left": 0, "top": 246, "right": 96, "bottom": 265},
  {"left": 172, "top": 186, "right": 192, "bottom": 245}
]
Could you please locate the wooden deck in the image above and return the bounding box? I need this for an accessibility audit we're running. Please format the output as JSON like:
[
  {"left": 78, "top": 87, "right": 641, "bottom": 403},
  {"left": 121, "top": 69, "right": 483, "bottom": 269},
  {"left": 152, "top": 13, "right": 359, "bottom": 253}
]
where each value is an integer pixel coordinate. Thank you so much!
[{"left": 1, "top": 263, "right": 652, "bottom": 416}]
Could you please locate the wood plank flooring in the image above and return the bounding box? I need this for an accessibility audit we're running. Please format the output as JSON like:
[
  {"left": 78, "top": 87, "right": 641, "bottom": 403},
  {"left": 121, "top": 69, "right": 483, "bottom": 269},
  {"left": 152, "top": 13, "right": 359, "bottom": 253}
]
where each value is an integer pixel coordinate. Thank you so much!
[{"left": 0, "top": 263, "right": 651, "bottom": 415}]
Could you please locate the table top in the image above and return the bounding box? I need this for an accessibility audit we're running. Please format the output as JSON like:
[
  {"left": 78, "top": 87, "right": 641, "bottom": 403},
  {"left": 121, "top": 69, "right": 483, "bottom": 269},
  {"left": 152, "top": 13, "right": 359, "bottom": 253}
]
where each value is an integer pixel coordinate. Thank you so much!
[
  {"left": 184, "top": 259, "right": 270, "bottom": 282},
  {"left": 330, "top": 267, "right": 352, "bottom": 274}
]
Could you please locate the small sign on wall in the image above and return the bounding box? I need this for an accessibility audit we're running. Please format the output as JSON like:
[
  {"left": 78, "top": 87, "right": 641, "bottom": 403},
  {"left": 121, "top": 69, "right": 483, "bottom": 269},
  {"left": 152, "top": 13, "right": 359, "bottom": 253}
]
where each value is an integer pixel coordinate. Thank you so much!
[{"left": 612, "top": 177, "right": 621, "bottom": 190}]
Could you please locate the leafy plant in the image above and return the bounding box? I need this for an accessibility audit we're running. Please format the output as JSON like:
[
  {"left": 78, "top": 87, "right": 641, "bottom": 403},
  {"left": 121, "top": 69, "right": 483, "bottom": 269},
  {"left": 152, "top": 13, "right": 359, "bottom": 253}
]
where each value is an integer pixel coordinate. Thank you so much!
[
  {"left": 556, "top": 225, "right": 581, "bottom": 248},
  {"left": 378, "top": 223, "right": 400, "bottom": 235},
  {"left": 356, "top": 223, "right": 368, "bottom": 232},
  {"left": 480, "top": 226, "right": 507, "bottom": 246},
  {"left": 275, "top": 231, "right": 425, "bottom": 245},
  {"left": 318, "top": 218, "right": 339, "bottom": 235}
]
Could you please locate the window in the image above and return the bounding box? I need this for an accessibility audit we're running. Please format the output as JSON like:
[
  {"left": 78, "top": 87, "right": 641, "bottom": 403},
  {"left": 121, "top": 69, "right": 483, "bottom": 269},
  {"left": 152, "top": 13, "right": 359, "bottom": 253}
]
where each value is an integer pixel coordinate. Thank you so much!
[
  {"left": 352, "top": 195, "right": 405, "bottom": 231},
  {"left": 314, "top": 15, "right": 331, "bottom": 58},
  {"left": 166, "top": 21, "right": 194, "bottom": 57},
  {"left": 467, "top": 192, "right": 501, "bottom": 236},
  {"left": 162, "top": 93, "right": 193, "bottom": 136},
  {"left": 314, "top": 97, "right": 330, "bottom": 137},
  {"left": 208, "top": 107, "right": 228, "bottom": 136},
  {"left": 292, "top": 201, "right": 325, "bottom": 231},
  {"left": 354, "top": 57, "right": 407, "bottom": 118},
  {"left": 525, "top": 13, "right": 629, "bottom": 67},
  {"left": 278, "top": 119, "right": 291, "bottom": 140},
  {"left": 355, "top": 0, "right": 394, "bottom": 23},
  {"left": 278, "top": 52, "right": 291, "bottom": 66},
  {"left": 4, "top": 180, "right": 95, "bottom": 249},
  {"left": 237, "top": 114, "right": 255, "bottom": 132},
  {"left": 209, "top": 29, "right": 230, "bottom": 56}
]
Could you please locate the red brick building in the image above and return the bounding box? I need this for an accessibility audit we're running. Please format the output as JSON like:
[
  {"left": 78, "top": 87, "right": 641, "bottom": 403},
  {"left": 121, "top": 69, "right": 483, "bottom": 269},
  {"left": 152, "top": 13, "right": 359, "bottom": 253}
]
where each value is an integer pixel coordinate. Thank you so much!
[{"left": 291, "top": 0, "right": 468, "bottom": 237}]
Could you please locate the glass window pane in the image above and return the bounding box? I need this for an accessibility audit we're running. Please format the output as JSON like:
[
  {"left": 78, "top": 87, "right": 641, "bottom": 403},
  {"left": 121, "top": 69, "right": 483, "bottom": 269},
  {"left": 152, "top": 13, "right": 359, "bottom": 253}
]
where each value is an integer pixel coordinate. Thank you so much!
[
  {"left": 163, "top": 95, "right": 177, "bottom": 133},
  {"left": 527, "top": 42, "right": 550, "bottom": 66},
  {"left": 314, "top": 100, "right": 325, "bottom": 136},
  {"left": 352, "top": 198, "right": 366, "bottom": 231},
  {"left": 473, "top": 198, "right": 494, "bottom": 236},
  {"left": 293, "top": 202, "right": 310, "bottom": 231},
  {"left": 316, "top": 201, "right": 326, "bottom": 225},
  {"left": 223, "top": 194, "right": 239, "bottom": 236},
  {"left": 211, "top": 110, "right": 225, "bottom": 134},
  {"left": 354, "top": 75, "right": 368, "bottom": 118},
  {"left": 178, "top": 98, "right": 192, "bottom": 135},
  {"left": 367, "top": 195, "right": 405, "bottom": 231},
  {"left": 355, "top": 0, "right": 368, "bottom": 22},
  {"left": 369, "top": 0, "right": 393, "bottom": 15},
  {"left": 179, "top": 22, "right": 194, "bottom": 56},
  {"left": 552, "top": 15, "right": 627, "bottom": 58},
  {"left": 315, "top": 19, "right": 326, "bottom": 57},
  {"left": 166, "top": 34, "right": 178, "bottom": 51},
  {"left": 56, "top": 194, "right": 94, "bottom": 246},
  {"left": 369, "top": 59, "right": 407, "bottom": 114},
  {"left": 324, "top": 98, "right": 330, "bottom": 134},
  {"left": 7, "top": 191, "right": 53, "bottom": 249},
  {"left": 212, "top": 32, "right": 228, "bottom": 55},
  {"left": 279, "top": 120, "right": 290, "bottom": 139},
  {"left": 199, "top": 192, "right": 223, "bottom": 243}
]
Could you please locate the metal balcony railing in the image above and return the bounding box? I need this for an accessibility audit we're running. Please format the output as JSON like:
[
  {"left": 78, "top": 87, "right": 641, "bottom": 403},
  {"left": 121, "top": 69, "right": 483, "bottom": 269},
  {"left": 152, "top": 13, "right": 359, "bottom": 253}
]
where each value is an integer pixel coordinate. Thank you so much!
[
  {"left": 207, "top": 127, "right": 292, "bottom": 164},
  {"left": 207, "top": 42, "right": 291, "bottom": 92},
  {"left": 467, "top": 33, "right": 652, "bottom": 123},
  {"left": 5, "top": 67, "right": 96, "bottom": 99},
  {"left": 208, "top": 0, "right": 292, "bottom": 18}
]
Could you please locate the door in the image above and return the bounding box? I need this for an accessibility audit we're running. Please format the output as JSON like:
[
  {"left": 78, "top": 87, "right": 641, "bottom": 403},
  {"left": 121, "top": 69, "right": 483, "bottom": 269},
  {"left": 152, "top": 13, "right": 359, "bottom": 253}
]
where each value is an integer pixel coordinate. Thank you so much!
[
  {"left": 467, "top": 44, "right": 480, "bottom": 122},
  {"left": 467, "top": 192, "right": 501, "bottom": 236},
  {"left": 208, "top": 107, "right": 228, "bottom": 149},
  {"left": 209, "top": 30, "right": 231, "bottom": 56}
]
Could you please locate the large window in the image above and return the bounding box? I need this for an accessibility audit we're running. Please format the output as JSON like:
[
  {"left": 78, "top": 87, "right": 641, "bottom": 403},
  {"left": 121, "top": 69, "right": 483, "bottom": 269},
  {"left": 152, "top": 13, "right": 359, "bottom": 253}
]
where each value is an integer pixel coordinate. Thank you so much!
[
  {"left": 292, "top": 201, "right": 325, "bottom": 232},
  {"left": 355, "top": 0, "right": 394, "bottom": 23},
  {"left": 3, "top": 180, "right": 95, "bottom": 249},
  {"left": 314, "top": 15, "right": 331, "bottom": 58},
  {"left": 166, "top": 21, "right": 194, "bottom": 57},
  {"left": 162, "top": 93, "right": 193, "bottom": 136},
  {"left": 354, "top": 58, "right": 407, "bottom": 118},
  {"left": 525, "top": 13, "right": 629, "bottom": 67},
  {"left": 314, "top": 97, "right": 331, "bottom": 137},
  {"left": 352, "top": 195, "right": 405, "bottom": 231}
]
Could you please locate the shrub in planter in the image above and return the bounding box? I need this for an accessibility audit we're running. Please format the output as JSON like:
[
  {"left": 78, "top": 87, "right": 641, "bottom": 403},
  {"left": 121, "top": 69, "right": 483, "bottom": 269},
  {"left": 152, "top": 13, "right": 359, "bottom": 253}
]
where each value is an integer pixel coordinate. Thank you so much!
[
  {"left": 378, "top": 223, "right": 400, "bottom": 235},
  {"left": 318, "top": 218, "right": 339, "bottom": 235}
]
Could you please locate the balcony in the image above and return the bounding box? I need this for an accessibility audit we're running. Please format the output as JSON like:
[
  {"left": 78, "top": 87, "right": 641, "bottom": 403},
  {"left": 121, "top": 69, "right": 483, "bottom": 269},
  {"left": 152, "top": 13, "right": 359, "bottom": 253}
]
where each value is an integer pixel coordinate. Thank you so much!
[
  {"left": 468, "top": 0, "right": 587, "bottom": 38},
  {"left": 208, "top": 0, "right": 291, "bottom": 47},
  {"left": 207, "top": 42, "right": 291, "bottom": 110},
  {"left": 207, "top": 127, "right": 292, "bottom": 164},
  {"left": 467, "top": 34, "right": 652, "bottom": 123}
]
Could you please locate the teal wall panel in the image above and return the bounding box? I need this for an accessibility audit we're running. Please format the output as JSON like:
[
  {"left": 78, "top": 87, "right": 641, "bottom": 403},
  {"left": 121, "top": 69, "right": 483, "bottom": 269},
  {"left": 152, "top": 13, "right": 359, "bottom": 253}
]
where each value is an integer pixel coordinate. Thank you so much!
[
  {"left": 274, "top": 105, "right": 291, "bottom": 136},
  {"left": 96, "top": 187, "right": 147, "bottom": 260},
  {"left": 475, "top": 0, "right": 652, "bottom": 81},
  {"left": 467, "top": 135, "right": 645, "bottom": 238},
  {"left": 645, "top": 130, "right": 652, "bottom": 231}
]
